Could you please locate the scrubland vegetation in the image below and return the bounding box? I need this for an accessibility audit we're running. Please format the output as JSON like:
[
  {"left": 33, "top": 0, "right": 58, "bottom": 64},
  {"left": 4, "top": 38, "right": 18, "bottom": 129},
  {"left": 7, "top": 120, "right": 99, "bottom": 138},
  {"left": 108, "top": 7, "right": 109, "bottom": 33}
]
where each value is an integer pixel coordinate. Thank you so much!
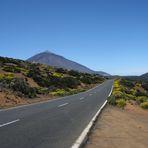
[
  {"left": 0, "top": 56, "right": 105, "bottom": 107},
  {"left": 108, "top": 79, "right": 148, "bottom": 109}
]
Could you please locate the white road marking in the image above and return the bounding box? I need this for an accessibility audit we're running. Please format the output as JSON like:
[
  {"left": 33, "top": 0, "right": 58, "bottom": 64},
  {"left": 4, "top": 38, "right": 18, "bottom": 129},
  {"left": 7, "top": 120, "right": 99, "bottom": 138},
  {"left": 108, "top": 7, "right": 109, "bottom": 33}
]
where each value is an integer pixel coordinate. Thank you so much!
[
  {"left": 71, "top": 100, "right": 108, "bottom": 148},
  {"left": 58, "top": 103, "right": 69, "bottom": 108},
  {"left": 71, "top": 83, "right": 114, "bottom": 148},
  {"left": 108, "top": 85, "right": 114, "bottom": 97},
  {"left": 89, "top": 94, "right": 92, "bottom": 96},
  {"left": 80, "top": 97, "right": 85, "bottom": 100},
  {"left": 94, "top": 92, "right": 96, "bottom": 94},
  {"left": 0, "top": 119, "right": 20, "bottom": 128}
]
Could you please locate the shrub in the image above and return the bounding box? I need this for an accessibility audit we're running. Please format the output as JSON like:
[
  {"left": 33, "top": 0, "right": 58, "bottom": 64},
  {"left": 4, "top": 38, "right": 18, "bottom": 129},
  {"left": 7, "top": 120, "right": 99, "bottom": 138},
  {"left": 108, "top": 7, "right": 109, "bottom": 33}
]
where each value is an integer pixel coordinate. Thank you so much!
[
  {"left": 0, "top": 74, "right": 4, "bottom": 80},
  {"left": 67, "top": 88, "right": 85, "bottom": 95},
  {"left": 3, "top": 65, "right": 21, "bottom": 73},
  {"left": 120, "top": 79, "right": 135, "bottom": 88},
  {"left": 125, "top": 94, "right": 135, "bottom": 100},
  {"left": 49, "top": 89, "right": 68, "bottom": 96},
  {"left": 55, "top": 68, "right": 67, "bottom": 74},
  {"left": 140, "top": 102, "right": 148, "bottom": 109},
  {"left": 10, "top": 78, "right": 36, "bottom": 98},
  {"left": 142, "top": 83, "right": 148, "bottom": 91},
  {"left": 68, "top": 70, "right": 81, "bottom": 77},
  {"left": 49, "top": 88, "right": 85, "bottom": 96},
  {"left": 0, "top": 73, "right": 14, "bottom": 80},
  {"left": 116, "top": 99, "right": 126, "bottom": 108},
  {"left": 136, "top": 96, "right": 148, "bottom": 104},
  {"left": 112, "top": 90, "right": 124, "bottom": 98},
  {"left": 53, "top": 72, "right": 63, "bottom": 78},
  {"left": 80, "top": 76, "right": 92, "bottom": 84},
  {"left": 4, "top": 73, "right": 15, "bottom": 80},
  {"left": 135, "top": 90, "right": 147, "bottom": 97},
  {"left": 60, "top": 77, "right": 80, "bottom": 88},
  {"left": 114, "top": 80, "right": 120, "bottom": 89},
  {"left": 108, "top": 96, "right": 116, "bottom": 105},
  {"left": 37, "top": 87, "right": 49, "bottom": 94}
]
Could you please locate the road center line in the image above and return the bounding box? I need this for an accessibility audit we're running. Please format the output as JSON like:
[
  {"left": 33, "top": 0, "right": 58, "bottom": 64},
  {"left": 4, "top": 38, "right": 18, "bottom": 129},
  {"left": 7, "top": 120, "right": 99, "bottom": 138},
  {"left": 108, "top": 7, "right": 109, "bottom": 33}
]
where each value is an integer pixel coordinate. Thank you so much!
[
  {"left": 0, "top": 119, "right": 20, "bottom": 128},
  {"left": 89, "top": 94, "right": 92, "bottom": 96},
  {"left": 80, "top": 97, "right": 85, "bottom": 100},
  {"left": 58, "top": 103, "right": 69, "bottom": 108}
]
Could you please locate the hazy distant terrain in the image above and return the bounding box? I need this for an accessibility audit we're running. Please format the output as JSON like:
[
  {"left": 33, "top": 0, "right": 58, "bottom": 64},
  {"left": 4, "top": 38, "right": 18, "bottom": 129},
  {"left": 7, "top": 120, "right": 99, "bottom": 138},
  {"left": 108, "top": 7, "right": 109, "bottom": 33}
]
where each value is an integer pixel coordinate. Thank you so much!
[{"left": 124, "top": 73, "right": 148, "bottom": 82}]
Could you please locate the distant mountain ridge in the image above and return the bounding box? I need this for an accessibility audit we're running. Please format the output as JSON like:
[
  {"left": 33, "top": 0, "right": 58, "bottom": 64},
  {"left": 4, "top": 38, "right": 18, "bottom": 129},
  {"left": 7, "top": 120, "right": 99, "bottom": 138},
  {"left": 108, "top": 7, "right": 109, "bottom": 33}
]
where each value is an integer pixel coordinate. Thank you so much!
[
  {"left": 27, "top": 51, "right": 110, "bottom": 76},
  {"left": 140, "top": 73, "right": 148, "bottom": 81},
  {"left": 124, "top": 73, "right": 148, "bottom": 82}
]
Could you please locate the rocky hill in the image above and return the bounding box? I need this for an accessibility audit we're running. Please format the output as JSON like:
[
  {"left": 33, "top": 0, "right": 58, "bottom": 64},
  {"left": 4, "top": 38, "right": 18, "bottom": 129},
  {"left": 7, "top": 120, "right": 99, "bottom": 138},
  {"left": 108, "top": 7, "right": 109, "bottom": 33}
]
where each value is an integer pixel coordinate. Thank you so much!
[{"left": 0, "top": 56, "right": 105, "bottom": 108}]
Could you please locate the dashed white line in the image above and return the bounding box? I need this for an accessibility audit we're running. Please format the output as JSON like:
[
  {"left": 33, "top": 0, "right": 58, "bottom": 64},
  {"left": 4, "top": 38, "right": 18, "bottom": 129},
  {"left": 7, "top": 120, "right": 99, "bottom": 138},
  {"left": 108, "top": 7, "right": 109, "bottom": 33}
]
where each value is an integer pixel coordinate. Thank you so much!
[
  {"left": 89, "top": 94, "right": 92, "bottom": 96},
  {"left": 58, "top": 103, "right": 69, "bottom": 108},
  {"left": 0, "top": 119, "right": 20, "bottom": 128},
  {"left": 80, "top": 97, "right": 85, "bottom": 100}
]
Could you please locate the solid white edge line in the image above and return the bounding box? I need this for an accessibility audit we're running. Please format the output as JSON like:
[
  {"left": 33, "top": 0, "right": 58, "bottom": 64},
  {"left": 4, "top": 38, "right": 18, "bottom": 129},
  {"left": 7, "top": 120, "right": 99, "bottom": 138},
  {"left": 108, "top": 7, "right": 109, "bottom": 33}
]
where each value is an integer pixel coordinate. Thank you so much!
[
  {"left": 58, "top": 103, "right": 69, "bottom": 108},
  {"left": 0, "top": 119, "right": 20, "bottom": 128},
  {"left": 108, "top": 85, "right": 114, "bottom": 97},
  {"left": 71, "top": 84, "right": 113, "bottom": 148}
]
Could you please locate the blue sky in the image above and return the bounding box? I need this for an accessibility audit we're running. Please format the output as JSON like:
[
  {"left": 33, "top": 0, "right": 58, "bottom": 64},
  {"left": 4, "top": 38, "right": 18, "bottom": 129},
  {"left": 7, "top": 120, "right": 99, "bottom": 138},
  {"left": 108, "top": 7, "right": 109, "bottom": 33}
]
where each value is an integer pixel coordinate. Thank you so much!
[{"left": 0, "top": 0, "right": 148, "bottom": 75}]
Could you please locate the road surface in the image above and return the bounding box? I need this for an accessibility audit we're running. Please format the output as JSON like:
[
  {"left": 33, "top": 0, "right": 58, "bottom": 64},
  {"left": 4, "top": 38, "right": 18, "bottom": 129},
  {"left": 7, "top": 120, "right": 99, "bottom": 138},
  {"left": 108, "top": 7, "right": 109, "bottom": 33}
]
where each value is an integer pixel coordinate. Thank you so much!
[{"left": 0, "top": 80, "right": 113, "bottom": 148}]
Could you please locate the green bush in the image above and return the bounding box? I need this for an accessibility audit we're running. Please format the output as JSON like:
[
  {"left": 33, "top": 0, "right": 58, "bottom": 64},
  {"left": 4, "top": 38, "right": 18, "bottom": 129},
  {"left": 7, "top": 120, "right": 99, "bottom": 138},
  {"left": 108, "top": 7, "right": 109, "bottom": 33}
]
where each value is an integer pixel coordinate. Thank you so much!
[
  {"left": 120, "top": 79, "right": 135, "bottom": 88},
  {"left": 140, "top": 102, "right": 148, "bottom": 109},
  {"left": 49, "top": 88, "right": 85, "bottom": 96},
  {"left": 49, "top": 89, "right": 68, "bottom": 96},
  {"left": 80, "top": 76, "right": 92, "bottom": 84},
  {"left": 108, "top": 96, "right": 116, "bottom": 105},
  {"left": 53, "top": 72, "right": 63, "bottom": 78},
  {"left": 10, "top": 78, "right": 36, "bottom": 98},
  {"left": 55, "top": 68, "right": 67, "bottom": 74},
  {"left": 116, "top": 99, "right": 126, "bottom": 108},
  {"left": 142, "top": 83, "right": 148, "bottom": 91},
  {"left": 135, "top": 90, "right": 147, "bottom": 97},
  {"left": 125, "top": 94, "right": 135, "bottom": 100},
  {"left": 136, "top": 96, "right": 148, "bottom": 104},
  {"left": 37, "top": 87, "right": 49, "bottom": 94},
  {"left": 3, "top": 65, "right": 21, "bottom": 73},
  {"left": 0, "top": 73, "right": 15, "bottom": 81},
  {"left": 113, "top": 90, "right": 124, "bottom": 98},
  {"left": 67, "top": 88, "right": 85, "bottom": 95},
  {"left": 68, "top": 70, "right": 81, "bottom": 77}
]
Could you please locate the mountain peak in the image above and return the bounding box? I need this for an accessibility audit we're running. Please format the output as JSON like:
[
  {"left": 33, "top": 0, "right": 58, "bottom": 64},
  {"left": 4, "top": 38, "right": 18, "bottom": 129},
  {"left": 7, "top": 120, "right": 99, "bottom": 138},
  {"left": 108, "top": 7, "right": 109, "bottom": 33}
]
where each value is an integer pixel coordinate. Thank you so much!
[
  {"left": 43, "top": 50, "right": 53, "bottom": 54},
  {"left": 27, "top": 51, "right": 110, "bottom": 76}
]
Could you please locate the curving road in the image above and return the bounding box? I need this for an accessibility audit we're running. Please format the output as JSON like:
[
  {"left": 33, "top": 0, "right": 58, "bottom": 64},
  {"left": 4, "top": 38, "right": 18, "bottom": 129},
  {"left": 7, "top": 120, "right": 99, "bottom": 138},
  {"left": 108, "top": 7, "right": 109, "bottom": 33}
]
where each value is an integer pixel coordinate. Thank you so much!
[{"left": 0, "top": 80, "right": 113, "bottom": 148}]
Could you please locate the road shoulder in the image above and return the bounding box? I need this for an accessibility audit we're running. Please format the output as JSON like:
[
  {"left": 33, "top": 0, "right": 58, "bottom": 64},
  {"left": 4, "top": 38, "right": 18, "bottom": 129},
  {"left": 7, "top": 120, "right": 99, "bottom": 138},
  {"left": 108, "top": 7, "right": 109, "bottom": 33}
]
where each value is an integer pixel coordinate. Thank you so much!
[{"left": 85, "top": 103, "right": 148, "bottom": 148}]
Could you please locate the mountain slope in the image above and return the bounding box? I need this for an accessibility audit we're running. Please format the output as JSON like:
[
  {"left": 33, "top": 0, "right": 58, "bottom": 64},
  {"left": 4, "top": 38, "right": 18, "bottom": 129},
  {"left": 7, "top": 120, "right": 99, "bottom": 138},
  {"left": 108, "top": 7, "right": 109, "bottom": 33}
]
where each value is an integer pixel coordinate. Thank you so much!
[
  {"left": 27, "top": 51, "right": 110, "bottom": 76},
  {"left": 0, "top": 56, "right": 105, "bottom": 108},
  {"left": 140, "top": 73, "right": 148, "bottom": 81},
  {"left": 124, "top": 73, "right": 148, "bottom": 82},
  {"left": 27, "top": 51, "right": 93, "bottom": 74}
]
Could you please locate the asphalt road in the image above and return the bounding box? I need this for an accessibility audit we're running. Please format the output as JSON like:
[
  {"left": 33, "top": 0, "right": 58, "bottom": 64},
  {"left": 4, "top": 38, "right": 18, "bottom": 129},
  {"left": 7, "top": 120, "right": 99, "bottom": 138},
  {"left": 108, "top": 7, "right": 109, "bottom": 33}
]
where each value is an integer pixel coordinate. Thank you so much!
[{"left": 0, "top": 80, "right": 113, "bottom": 148}]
